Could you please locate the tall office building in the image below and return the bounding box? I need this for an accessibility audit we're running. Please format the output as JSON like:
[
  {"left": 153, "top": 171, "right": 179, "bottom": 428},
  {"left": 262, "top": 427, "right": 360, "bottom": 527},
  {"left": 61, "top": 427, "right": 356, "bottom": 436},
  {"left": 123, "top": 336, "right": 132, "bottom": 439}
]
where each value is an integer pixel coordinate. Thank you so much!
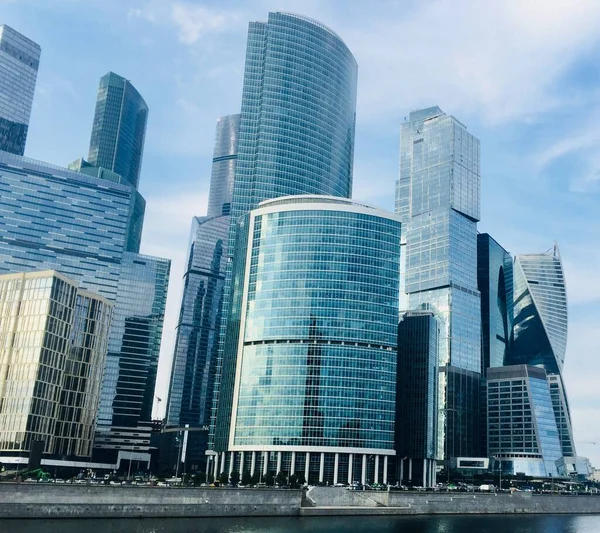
[
  {"left": 508, "top": 245, "right": 575, "bottom": 458},
  {"left": 487, "top": 365, "right": 562, "bottom": 477},
  {"left": 87, "top": 72, "right": 148, "bottom": 189},
  {"left": 0, "top": 25, "right": 40, "bottom": 155},
  {"left": 162, "top": 114, "right": 238, "bottom": 473},
  {"left": 209, "top": 196, "right": 401, "bottom": 485},
  {"left": 0, "top": 271, "right": 112, "bottom": 463},
  {"left": 207, "top": 114, "right": 240, "bottom": 217},
  {"left": 396, "top": 310, "right": 439, "bottom": 487},
  {"left": 395, "top": 107, "right": 482, "bottom": 461},
  {"left": 211, "top": 12, "right": 358, "bottom": 454},
  {"left": 477, "top": 233, "right": 512, "bottom": 370},
  {"left": 0, "top": 151, "right": 170, "bottom": 466}
]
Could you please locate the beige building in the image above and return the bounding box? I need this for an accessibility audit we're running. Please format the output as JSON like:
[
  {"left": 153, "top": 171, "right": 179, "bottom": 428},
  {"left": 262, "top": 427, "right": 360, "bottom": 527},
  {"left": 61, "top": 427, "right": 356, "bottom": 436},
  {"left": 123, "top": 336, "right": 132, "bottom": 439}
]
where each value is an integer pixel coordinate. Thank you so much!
[{"left": 0, "top": 271, "right": 112, "bottom": 460}]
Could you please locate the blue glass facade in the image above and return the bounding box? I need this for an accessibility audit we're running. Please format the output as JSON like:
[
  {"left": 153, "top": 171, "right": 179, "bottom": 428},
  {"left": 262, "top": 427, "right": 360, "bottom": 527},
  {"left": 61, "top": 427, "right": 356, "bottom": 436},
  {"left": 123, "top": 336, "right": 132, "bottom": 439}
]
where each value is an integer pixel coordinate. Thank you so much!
[
  {"left": 487, "top": 365, "right": 562, "bottom": 477},
  {"left": 207, "top": 115, "right": 240, "bottom": 217},
  {"left": 396, "top": 107, "right": 482, "bottom": 460},
  {"left": 0, "top": 151, "right": 170, "bottom": 461},
  {"left": 477, "top": 233, "right": 512, "bottom": 370},
  {"left": 210, "top": 197, "right": 400, "bottom": 485},
  {"left": 163, "top": 215, "right": 229, "bottom": 471},
  {"left": 211, "top": 12, "right": 358, "bottom": 453},
  {"left": 0, "top": 25, "right": 40, "bottom": 156},
  {"left": 88, "top": 72, "right": 148, "bottom": 189}
]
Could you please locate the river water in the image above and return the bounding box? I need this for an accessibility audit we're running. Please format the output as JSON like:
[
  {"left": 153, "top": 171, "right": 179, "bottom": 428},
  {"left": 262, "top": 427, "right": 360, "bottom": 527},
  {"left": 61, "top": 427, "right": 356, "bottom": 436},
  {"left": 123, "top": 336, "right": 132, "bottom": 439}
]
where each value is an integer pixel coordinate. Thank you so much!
[{"left": 3, "top": 515, "right": 600, "bottom": 533}]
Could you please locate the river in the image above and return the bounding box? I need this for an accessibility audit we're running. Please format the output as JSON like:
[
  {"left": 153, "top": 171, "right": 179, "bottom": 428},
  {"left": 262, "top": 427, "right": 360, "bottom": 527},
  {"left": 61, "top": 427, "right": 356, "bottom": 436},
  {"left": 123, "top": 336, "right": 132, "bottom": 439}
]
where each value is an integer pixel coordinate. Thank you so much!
[{"left": 3, "top": 515, "right": 600, "bottom": 533}]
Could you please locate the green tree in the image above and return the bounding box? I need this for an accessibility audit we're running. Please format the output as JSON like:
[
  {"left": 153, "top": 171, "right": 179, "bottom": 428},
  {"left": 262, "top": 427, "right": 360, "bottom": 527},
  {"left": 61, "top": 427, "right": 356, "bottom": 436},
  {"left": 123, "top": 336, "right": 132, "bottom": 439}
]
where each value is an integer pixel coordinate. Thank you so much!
[
  {"left": 230, "top": 471, "right": 240, "bottom": 486},
  {"left": 241, "top": 471, "right": 252, "bottom": 486},
  {"left": 264, "top": 471, "right": 275, "bottom": 486},
  {"left": 275, "top": 471, "right": 287, "bottom": 486}
]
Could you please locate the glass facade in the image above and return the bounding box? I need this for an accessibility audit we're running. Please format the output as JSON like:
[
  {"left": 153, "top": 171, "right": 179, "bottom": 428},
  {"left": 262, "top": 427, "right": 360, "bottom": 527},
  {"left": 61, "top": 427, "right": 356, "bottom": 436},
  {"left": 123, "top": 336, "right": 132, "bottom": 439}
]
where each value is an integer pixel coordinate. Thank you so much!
[
  {"left": 0, "top": 25, "right": 40, "bottom": 156},
  {"left": 163, "top": 215, "right": 229, "bottom": 471},
  {"left": 487, "top": 365, "right": 562, "bottom": 477},
  {"left": 396, "top": 107, "right": 482, "bottom": 460},
  {"left": 477, "top": 233, "right": 512, "bottom": 370},
  {"left": 211, "top": 12, "right": 358, "bottom": 453},
  {"left": 396, "top": 310, "right": 439, "bottom": 487},
  {"left": 229, "top": 197, "right": 401, "bottom": 454},
  {"left": 87, "top": 72, "right": 148, "bottom": 189},
  {"left": 207, "top": 115, "right": 240, "bottom": 217},
  {"left": 0, "top": 152, "right": 170, "bottom": 461},
  {"left": 0, "top": 271, "right": 112, "bottom": 460}
]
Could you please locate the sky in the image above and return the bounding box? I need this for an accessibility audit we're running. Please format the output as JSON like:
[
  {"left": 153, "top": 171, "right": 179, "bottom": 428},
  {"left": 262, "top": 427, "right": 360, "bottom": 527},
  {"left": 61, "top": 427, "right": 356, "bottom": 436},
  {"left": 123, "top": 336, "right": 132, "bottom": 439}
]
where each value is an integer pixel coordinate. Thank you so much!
[{"left": 3, "top": 0, "right": 600, "bottom": 466}]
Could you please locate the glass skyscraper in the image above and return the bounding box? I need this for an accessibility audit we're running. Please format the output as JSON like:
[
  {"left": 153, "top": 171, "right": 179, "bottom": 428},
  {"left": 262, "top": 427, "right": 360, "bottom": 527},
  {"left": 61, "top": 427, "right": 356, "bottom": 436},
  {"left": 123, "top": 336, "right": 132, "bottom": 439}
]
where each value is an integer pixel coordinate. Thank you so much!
[
  {"left": 211, "top": 196, "right": 400, "bottom": 486},
  {"left": 477, "top": 233, "right": 513, "bottom": 370},
  {"left": 211, "top": 12, "right": 358, "bottom": 455},
  {"left": 0, "top": 25, "right": 40, "bottom": 156},
  {"left": 396, "top": 310, "right": 439, "bottom": 487},
  {"left": 0, "top": 270, "right": 112, "bottom": 462},
  {"left": 207, "top": 114, "right": 240, "bottom": 217},
  {"left": 507, "top": 245, "right": 575, "bottom": 458},
  {"left": 0, "top": 151, "right": 170, "bottom": 465},
  {"left": 487, "top": 365, "right": 562, "bottom": 477},
  {"left": 87, "top": 72, "right": 148, "bottom": 189},
  {"left": 395, "top": 107, "right": 482, "bottom": 460}
]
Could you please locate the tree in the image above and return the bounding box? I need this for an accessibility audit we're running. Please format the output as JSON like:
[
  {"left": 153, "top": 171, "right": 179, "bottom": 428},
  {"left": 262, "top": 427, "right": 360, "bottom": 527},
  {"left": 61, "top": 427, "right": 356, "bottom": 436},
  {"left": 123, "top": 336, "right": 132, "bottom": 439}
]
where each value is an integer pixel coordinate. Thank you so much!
[
  {"left": 275, "top": 471, "right": 287, "bottom": 486},
  {"left": 218, "top": 470, "right": 229, "bottom": 484},
  {"left": 230, "top": 471, "right": 240, "bottom": 486},
  {"left": 264, "top": 471, "right": 275, "bottom": 486},
  {"left": 241, "top": 470, "right": 252, "bottom": 486}
]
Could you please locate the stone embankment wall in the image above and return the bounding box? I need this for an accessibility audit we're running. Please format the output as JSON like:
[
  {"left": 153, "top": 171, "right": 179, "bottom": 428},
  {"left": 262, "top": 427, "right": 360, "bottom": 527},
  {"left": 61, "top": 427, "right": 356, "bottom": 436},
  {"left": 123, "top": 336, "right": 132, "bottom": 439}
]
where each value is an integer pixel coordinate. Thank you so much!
[
  {"left": 3, "top": 484, "right": 600, "bottom": 519},
  {"left": 0, "top": 484, "right": 302, "bottom": 518},
  {"left": 303, "top": 487, "right": 600, "bottom": 515}
]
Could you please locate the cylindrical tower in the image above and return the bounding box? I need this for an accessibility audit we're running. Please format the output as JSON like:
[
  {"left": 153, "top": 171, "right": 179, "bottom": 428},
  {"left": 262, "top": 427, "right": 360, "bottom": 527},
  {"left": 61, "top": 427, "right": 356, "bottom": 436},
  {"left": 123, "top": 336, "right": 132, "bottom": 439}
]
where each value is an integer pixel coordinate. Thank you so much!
[{"left": 224, "top": 196, "right": 401, "bottom": 486}]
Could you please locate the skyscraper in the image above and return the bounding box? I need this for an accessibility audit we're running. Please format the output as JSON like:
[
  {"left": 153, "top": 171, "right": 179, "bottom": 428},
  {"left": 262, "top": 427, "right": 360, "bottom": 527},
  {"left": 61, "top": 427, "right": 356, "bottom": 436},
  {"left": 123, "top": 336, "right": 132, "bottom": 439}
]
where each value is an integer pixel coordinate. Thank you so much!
[
  {"left": 396, "top": 310, "right": 439, "bottom": 487},
  {"left": 0, "top": 151, "right": 170, "bottom": 467},
  {"left": 0, "top": 25, "right": 40, "bottom": 155},
  {"left": 211, "top": 12, "right": 358, "bottom": 455},
  {"left": 0, "top": 271, "right": 112, "bottom": 463},
  {"left": 508, "top": 245, "right": 575, "bottom": 458},
  {"left": 396, "top": 107, "right": 482, "bottom": 460},
  {"left": 207, "top": 114, "right": 240, "bottom": 217},
  {"left": 87, "top": 72, "right": 148, "bottom": 189},
  {"left": 212, "top": 196, "right": 401, "bottom": 485},
  {"left": 477, "top": 233, "right": 513, "bottom": 370}
]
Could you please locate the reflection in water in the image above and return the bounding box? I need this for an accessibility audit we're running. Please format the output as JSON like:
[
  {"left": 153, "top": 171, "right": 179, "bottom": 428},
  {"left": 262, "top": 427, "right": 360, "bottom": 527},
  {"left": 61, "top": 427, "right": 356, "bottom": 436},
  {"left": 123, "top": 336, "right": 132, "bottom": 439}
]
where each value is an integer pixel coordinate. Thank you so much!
[{"left": 4, "top": 515, "right": 600, "bottom": 533}]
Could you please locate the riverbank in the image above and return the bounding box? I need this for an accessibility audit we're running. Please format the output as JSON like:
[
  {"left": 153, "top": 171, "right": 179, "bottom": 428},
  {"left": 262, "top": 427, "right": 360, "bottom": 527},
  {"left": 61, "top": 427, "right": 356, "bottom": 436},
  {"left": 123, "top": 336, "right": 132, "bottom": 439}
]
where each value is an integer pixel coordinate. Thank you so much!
[{"left": 2, "top": 484, "right": 600, "bottom": 519}]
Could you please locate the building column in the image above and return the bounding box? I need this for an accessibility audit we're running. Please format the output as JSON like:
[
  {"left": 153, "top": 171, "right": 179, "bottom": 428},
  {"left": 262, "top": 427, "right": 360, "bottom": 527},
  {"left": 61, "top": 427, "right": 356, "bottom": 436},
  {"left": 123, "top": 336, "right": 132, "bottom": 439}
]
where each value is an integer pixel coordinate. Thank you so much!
[
  {"left": 250, "top": 451, "right": 256, "bottom": 476},
  {"left": 361, "top": 454, "right": 367, "bottom": 486},
  {"left": 399, "top": 457, "right": 404, "bottom": 484},
  {"left": 205, "top": 457, "right": 211, "bottom": 477},
  {"left": 348, "top": 454, "right": 353, "bottom": 484},
  {"left": 229, "top": 452, "right": 234, "bottom": 475},
  {"left": 319, "top": 452, "right": 325, "bottom": 483},
  {"left": 262, "top": 452, "right": 268, "bottom": 476},
  {"left": 240, "top": 451, "right": 245, "bottom": 474},
  {"left": 408, "top": 458, "right": 412, "bottom": 481},
  {"left": 213, "top": 455, "right": 218, "bottom": 478},
  {"left": 333, "top": 453, "right": 339, "bottom": 485},
  {"left": 423, "top": 459, "right": 427, "bottom": 487},
  {"left": 374, "top": 455, "right": 380, "bottom": 484},
  {"left": 291, "top": 451, "right": 296, "bottom": 475},
  {"left": 304, "top": 452, "right": 310, "bottom": 484},
  {"left": 383, "top": 456, "right": 388, "bottom": 484},
  {"left": 277, "top": 452, "right": 282, "bottom": 474}
]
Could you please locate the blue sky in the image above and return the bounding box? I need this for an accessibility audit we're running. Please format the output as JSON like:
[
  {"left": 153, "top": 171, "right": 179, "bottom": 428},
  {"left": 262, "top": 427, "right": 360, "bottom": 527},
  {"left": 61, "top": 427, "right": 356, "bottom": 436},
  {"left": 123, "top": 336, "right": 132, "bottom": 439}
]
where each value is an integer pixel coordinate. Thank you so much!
[{"left": 4, "top": 0, "right": 600, "bottom": 465}]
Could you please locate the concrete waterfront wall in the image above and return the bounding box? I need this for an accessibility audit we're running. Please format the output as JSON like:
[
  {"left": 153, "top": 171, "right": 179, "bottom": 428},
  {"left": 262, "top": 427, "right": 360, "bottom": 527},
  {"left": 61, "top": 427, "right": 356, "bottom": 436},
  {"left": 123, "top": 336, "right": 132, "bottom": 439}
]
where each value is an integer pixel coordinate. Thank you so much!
[
  {"left": 0, "top": 484, "right": 302, "bottom": 519},
  {"left": 305, "top": 487, "right": 600, "bottom": 515}
]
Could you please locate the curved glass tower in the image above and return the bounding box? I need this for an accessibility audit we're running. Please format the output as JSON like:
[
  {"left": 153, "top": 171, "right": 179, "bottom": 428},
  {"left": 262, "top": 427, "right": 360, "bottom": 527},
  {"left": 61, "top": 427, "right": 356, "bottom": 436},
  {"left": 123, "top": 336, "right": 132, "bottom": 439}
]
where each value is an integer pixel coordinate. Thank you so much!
[
  {"left": 88, "top": 72, "right": 148, "bottom": 189},
  {"left": 219, "top": 196, "right": 401, "bottom": 485},
  {"left": 207, "top": 114, "right": 240, "bottom": 217},
  {"left": 211, "top": 12, "right": 358, "bottom": 456},
  {"left": 508, "top": 244, "right": 575, "bottom": 457}
]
